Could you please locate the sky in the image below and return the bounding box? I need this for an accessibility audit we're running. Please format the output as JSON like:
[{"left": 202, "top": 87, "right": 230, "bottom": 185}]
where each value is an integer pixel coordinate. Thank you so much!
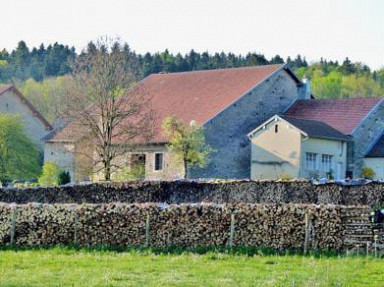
[{"left": 1, "top": 0, "right": 383, "bottom": 69}]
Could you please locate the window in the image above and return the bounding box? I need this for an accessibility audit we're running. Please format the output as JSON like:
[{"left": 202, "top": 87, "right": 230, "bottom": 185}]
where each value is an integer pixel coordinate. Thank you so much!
[
  {"left": 275, "top": 124, "right": 278, "bottom": 133},
  {"left": 321, "top": 154, "right": 333, "bottom": 173},
  {"left": 305, "top": 153, "right": 318, "bottom": 170},
  {"left": 154, "top": 153, "right": 163, "bottom": 171}
]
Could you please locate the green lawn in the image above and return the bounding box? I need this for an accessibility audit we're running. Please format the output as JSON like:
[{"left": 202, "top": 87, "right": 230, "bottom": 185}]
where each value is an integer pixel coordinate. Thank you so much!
[{"left": 0, "top": 247, "right": 383, "bottom": 286}]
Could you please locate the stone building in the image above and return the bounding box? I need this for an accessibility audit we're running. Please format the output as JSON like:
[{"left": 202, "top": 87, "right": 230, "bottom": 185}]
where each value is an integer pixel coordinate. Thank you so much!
[
  {"left": 46, "top": 64, "right": 307, "bottom": 182},
  {"left": 45, "top": 64, "right": 384, "bottom": 181},
  {"left": 249, "top": 94, "right": 384, "bottom": 180},
  {"left": 0, "top": 84, "right": 52, "bottom": 148}
]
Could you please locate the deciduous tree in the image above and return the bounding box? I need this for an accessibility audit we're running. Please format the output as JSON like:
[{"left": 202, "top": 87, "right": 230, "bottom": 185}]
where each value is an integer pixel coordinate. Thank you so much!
[
  {"left": 162, "top": 116, "right": 214, "bottom": 179},
  {"left": 0, "top": 115, "right": 40, "bottom": 185},
  {"left": 63, "top": 37, "right": 154, "bottom": 181}
]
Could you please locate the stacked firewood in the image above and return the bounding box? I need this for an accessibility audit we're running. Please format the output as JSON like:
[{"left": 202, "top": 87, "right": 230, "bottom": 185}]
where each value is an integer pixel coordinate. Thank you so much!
[
  {"left": 0, "top": 204, "right": 12, "bottom": 243},
  {"left": 0, "top": 202, "right": 366, "bottom": 250},
  {"left": 341, "top": 206, "right": 372, "bottom": 248}
]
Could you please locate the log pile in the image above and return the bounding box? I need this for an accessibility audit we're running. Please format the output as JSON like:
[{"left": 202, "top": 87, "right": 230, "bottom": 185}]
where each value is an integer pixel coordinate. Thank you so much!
[
  {"left": 1, "top": 181, "right": 384, "bottom": 206},
  {"left": 0, "top": 202, "right": 371, "bottom": 250},
  {"left": 341, "top": 206, "right": 373, "bottom": 248},
  {"left": 0, "top": 204, "right": 12, "bottom": 243}
]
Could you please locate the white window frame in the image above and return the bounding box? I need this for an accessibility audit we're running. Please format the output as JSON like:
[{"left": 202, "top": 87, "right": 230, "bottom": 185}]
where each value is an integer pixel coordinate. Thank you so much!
[
  {"left": 305, "top": 152, "right": 318, "bottom": 171},
  {"left": 321, "top": 154, "right": 333, "bottom": 174},
  {"left": 153, "top": 152, "right": 164, "bottom": 172}
]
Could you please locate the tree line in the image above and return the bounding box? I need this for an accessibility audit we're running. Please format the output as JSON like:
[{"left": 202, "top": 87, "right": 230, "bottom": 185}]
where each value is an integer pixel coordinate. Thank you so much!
[
  {"left": 1, "top": 40, "right": 384, "bottom": 123},
  {"left": 0, "top": 40, "right": 306, "bottom": 82}
]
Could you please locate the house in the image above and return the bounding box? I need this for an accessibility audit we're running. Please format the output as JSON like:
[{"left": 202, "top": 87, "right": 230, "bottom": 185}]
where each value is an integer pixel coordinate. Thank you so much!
[
  {"left": 46, "top": 64, "right": 309, "bottom": 182},
  {"left": 248, "top": 95, "right": 384, "bottom": 180},
  {"left": 0, "top": 84, "right": 52, "bottom": 148},
  {"left": 283, "top": 97, "right": 384, "bottom": 179},
  {"left": 248, "top": 115, "right": 350, "bottom": 180}
]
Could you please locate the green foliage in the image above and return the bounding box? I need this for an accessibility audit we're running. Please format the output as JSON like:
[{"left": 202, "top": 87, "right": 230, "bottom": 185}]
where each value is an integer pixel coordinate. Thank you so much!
[
  {"left": 299, "top": 60, "right": 384, "bottom": 99},
  {"left": 58, "top": 170, "right": 71, "bottom": 185},
  {"left": 362, "top": 167, "right": 376, "bottom": 180},
  {"left": 18, "top": 76, "right": 70, "bottom": 122},
  {"left": 0, "top": 114, "right": 40, "bottom": 185},
  {"left": 38, "top": 161, "right": 60, "bottom": 186},
  {"left": 114, "top": 164, "right": 145, "bottom": 181},
  {"left": 280, "top": 174, "right": 293, "bottom": 181},
  {"left": 162, "top": 116, "right": 214, "bottom": 178}
]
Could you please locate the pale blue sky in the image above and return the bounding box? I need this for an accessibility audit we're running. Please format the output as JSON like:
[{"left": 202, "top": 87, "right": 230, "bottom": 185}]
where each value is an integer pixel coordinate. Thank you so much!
[{"left": 1, "top": 0, "right": 383, "bottom": 69}]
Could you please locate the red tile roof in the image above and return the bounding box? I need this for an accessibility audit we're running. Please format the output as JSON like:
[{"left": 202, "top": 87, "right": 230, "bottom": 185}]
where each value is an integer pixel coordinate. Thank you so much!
[
  {"left": 284, "top": 98, "right": 383, "bottom": 135},
  {"left": 50, "top": 64, "right": 285, "bottom": 143},
  {"left": 0, "top": 84, "right": 52, "bottom": 130},
  {"left": 132, "top": 65, "right": 284, "bottom": 142}
]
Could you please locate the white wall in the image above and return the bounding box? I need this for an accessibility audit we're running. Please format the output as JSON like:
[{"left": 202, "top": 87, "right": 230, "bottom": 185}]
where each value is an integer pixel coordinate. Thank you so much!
[
  {"left": 44, "top": 142, "right": 76, "bottom": 181},
  {"left": 301, "top": 138, "right": 347, "bottom": 180},
  {"left": 250, "top": 118, "right": 302, "bottom": 179}
]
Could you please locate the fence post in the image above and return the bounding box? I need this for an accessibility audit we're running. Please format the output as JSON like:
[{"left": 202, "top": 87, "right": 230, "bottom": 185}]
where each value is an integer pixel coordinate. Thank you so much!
[
  {"left": 74, "top": 208, "right": 78, "bottom": 245},
  {"left": 304, "top": 212, "right": 310, "bottom": 255},
  {"left": 145, "top": 212, "right": 150, "bottom": 247},
  {"left": 10, "top": 204, "right": 17, "bottom": 245},
  {"left": 229, "top": 213, "right": 235, "bottom": 249}
]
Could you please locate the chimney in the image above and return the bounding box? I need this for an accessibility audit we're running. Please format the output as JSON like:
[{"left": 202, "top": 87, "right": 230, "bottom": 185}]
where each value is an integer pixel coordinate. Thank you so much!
[{"left": 302, "top": 74, "right": 311, "bottom": 99}]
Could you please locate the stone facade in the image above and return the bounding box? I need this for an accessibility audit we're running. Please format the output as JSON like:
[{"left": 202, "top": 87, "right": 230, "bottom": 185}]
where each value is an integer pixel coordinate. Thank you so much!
[
  {"left": 350, "top": 99, "right": 384, "bottom": 177},
  {"left": 92, "top": 144, "right": 184, "bottom": 182},
  {"left": 0, "top": 89, "right": 51, "bottom": 148},
  {"left": 190, "top": 69, "right": 302, "bottom": 179}
]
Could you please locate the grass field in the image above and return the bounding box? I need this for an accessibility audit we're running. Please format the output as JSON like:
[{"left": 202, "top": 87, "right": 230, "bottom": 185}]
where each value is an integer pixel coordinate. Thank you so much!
[{"left": 0, "top": 247, "right": 383, "bottom": 286}]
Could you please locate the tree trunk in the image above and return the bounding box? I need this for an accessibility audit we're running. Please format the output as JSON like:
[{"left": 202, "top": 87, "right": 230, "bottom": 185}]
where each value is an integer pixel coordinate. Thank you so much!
[
  {"left": 104, "top": 162, "right": 111, "bottom": 181},
  {"left": 183, "top": 157, "right": 188, "bottom": 179}
]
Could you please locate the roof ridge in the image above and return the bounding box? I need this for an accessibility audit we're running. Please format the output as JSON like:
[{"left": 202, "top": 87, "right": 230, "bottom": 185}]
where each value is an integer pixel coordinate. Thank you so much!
[
  {"left": 296, "top": 97, "right": 384, "bottom": 102},
  {"left": 150, "top": 64, "right": 284, "bottom": 76}
]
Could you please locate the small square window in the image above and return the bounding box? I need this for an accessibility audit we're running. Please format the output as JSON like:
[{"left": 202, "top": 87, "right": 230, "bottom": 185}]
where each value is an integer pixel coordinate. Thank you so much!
[{"left": 154, "top": 153, "right": 163, "bottom": 171}]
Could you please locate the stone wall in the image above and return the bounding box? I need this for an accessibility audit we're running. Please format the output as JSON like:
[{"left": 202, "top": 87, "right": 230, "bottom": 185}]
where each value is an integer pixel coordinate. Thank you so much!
[
  {"left": 1, "top": 181, "right": 384, "bottom": 206},
  {"left": 0, "top": 203, "right": 369, "bottom": 250},
  {"left": 350, "top": 99, "right": 384, "bottom": 177},
  {"left": 190, "top": 68, "right": 301, "bottom": 179}
]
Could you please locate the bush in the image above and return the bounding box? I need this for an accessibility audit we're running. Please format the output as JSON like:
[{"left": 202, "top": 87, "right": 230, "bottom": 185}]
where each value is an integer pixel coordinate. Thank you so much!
[
  {"left": 58, "top": 171, "right": 71, "bottom": 185},
  {"left": 362, "top": 167, "right": 376, "bottom": 179},
  {"left": 281, "top": 174, "right": 293, "bottom": 181},
  {"left": 114, "top": 164, "right": 145, "bottom": 181},
  {"left": 38, "top": 162, "right": 60, "bottom": 186}
]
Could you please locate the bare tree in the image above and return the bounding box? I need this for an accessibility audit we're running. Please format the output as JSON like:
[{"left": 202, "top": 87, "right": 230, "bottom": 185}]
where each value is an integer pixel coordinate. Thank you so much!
[{"left": 63, "top": 37, "right": 154, "bottom": 181}]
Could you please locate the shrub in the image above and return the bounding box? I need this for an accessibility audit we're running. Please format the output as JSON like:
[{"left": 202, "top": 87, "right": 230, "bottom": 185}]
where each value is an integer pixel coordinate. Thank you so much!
[
  {"left": 281, "top": 174, "right": 293, "bottom": 181},
  {"left": 114, "top": 164, "right": 145, "bottom": 181},
  {"left": 362, "top": 167, "right": 375, "bottom": 179},
  {"left": 58, "top": 171, "right": 71, "bottom": 185},
  {"left": 38, "top": 162, "right": 60, "bottom": 186}
]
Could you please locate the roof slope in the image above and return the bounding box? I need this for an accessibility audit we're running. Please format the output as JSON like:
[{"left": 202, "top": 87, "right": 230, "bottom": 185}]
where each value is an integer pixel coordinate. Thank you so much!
[
  {"left": 0, "top": 84, "right": 52, "bottom": 130},
  {"left": 366, "top": 133, "right": 384, "bottom": 157},
  {"left": 281, "top": 116, "right": 351, "bottom": 141},
  {"left": 284, "top": 98, "right": 383, "bottom": 135},
  {"left": 50, "top": 64, "right": 288, "bottom": 143}
]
